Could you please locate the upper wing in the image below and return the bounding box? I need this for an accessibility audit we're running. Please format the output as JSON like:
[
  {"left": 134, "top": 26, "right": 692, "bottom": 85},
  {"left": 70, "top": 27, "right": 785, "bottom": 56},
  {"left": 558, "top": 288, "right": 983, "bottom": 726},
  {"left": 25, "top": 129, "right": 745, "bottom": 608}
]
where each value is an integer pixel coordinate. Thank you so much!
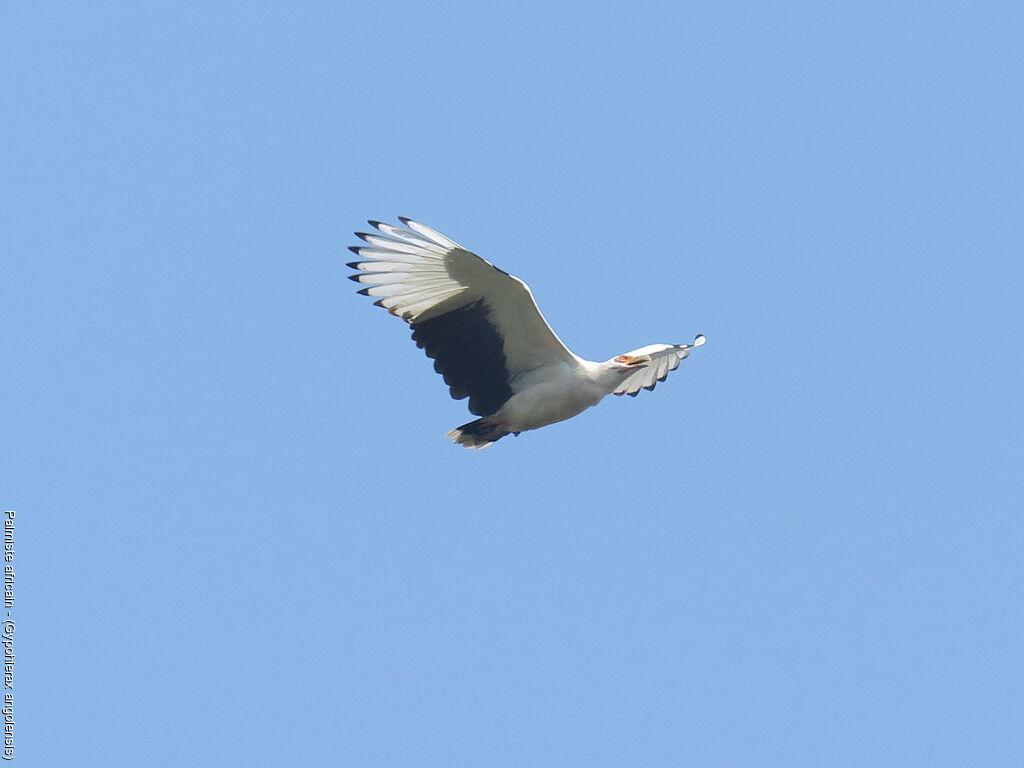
[
  {"left": 348, "top": 218, "right": 578, "bottom": 415},
  {"left": 613, "top": 336, "right": 707, "bottom": 397}
]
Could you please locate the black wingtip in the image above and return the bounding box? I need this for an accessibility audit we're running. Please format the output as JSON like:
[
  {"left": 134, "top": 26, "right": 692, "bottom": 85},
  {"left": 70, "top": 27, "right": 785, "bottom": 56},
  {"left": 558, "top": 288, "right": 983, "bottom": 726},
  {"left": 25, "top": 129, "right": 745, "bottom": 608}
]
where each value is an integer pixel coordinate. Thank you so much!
[
  {"left": 347, "top": 274, "right": 364, "bottom": 282},
  {"left": 397, "top": 215, "right": 413, "bottom": 226},
  {"left": 367, "top": 219, "right": 384, "bottom": 229},
  {"left": 345, "top": 261, "right": 361, "bottom": 269},
  {"left": 357, "top": 287, "right": 371, "bottom": 296},
  {"left": 355, "top": 232, "right": 372, "bottom": 243},
  {"left": 347, "top": 245, "right": 362, "bottom": 255}
]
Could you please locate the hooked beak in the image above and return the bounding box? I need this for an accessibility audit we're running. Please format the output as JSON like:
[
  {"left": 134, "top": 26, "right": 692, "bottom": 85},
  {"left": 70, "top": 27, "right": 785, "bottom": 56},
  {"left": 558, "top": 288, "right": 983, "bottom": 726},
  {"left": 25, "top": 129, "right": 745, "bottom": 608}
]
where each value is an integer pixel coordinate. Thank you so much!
[
  {"left": 627, "top": 357, "right": 650, "bottom": 369},
  {"left": 614, "top": 354, "right": 650, "bottom": 371}
]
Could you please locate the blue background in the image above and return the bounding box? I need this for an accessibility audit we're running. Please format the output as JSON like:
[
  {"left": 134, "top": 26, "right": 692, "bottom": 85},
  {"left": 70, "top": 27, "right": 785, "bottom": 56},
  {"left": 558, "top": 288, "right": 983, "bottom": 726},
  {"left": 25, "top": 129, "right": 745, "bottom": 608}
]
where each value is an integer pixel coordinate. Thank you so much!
[{"left": 4, "top": 2, "right": 1023, "bottom": 766}]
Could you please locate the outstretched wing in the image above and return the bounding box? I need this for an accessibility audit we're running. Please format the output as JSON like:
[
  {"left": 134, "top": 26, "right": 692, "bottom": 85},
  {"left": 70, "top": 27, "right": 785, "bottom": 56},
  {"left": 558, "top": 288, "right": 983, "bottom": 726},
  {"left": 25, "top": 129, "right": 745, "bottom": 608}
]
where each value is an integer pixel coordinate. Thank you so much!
[
  {"left": 613, "top": 336, "right": 707, "bottom": 397},
  {"left": 348, "top": 217, "right": 578, "bottom": 416}
]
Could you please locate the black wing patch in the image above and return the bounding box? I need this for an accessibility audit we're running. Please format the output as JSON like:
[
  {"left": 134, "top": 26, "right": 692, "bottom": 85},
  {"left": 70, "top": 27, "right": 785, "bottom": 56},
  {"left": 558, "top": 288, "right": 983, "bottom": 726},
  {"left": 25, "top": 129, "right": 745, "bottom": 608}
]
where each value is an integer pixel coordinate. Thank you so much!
[{"left": 410, "top": 300, "right": 514, "bottom": 417}]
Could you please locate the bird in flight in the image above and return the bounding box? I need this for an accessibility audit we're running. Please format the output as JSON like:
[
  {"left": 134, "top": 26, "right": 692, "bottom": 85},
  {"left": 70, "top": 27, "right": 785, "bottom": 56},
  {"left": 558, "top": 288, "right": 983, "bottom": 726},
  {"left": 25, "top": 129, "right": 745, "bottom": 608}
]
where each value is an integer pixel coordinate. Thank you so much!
[{"left": 348, "top": 218, "right": 706, "bottom": 449}]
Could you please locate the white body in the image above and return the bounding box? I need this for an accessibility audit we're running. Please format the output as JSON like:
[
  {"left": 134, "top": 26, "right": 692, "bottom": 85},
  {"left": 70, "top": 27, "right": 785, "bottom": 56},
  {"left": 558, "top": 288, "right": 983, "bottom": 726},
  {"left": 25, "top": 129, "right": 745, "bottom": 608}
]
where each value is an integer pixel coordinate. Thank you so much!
[{"left": 496, "top": 360, "right": 615, "bottom": 432}]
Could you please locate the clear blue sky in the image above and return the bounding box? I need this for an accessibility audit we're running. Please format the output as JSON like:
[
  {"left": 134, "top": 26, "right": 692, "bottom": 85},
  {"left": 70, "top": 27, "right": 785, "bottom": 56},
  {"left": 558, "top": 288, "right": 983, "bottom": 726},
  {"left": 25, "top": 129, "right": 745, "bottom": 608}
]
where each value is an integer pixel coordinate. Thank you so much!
[{"left": 4, "top": 2, "right": 1023, "bottom": 766}]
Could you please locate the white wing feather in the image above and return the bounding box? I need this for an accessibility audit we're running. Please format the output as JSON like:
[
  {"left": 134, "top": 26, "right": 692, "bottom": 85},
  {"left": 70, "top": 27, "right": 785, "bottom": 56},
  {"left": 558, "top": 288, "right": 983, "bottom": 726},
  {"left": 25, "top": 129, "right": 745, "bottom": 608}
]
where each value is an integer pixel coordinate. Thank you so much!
[
  {"left": 348, "top": 218, "right": 578, "bottom": 374},
  {"left": 613, "top": 336, "right": 707, "bottom": 396}
]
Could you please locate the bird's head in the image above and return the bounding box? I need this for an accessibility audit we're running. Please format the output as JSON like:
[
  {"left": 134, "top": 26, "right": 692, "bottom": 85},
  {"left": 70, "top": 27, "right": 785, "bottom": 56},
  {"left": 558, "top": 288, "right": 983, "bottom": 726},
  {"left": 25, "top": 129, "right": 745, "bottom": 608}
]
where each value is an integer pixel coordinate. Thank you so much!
[{"left": 610, "top": 353, "right": 651, "bottom": 374}]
